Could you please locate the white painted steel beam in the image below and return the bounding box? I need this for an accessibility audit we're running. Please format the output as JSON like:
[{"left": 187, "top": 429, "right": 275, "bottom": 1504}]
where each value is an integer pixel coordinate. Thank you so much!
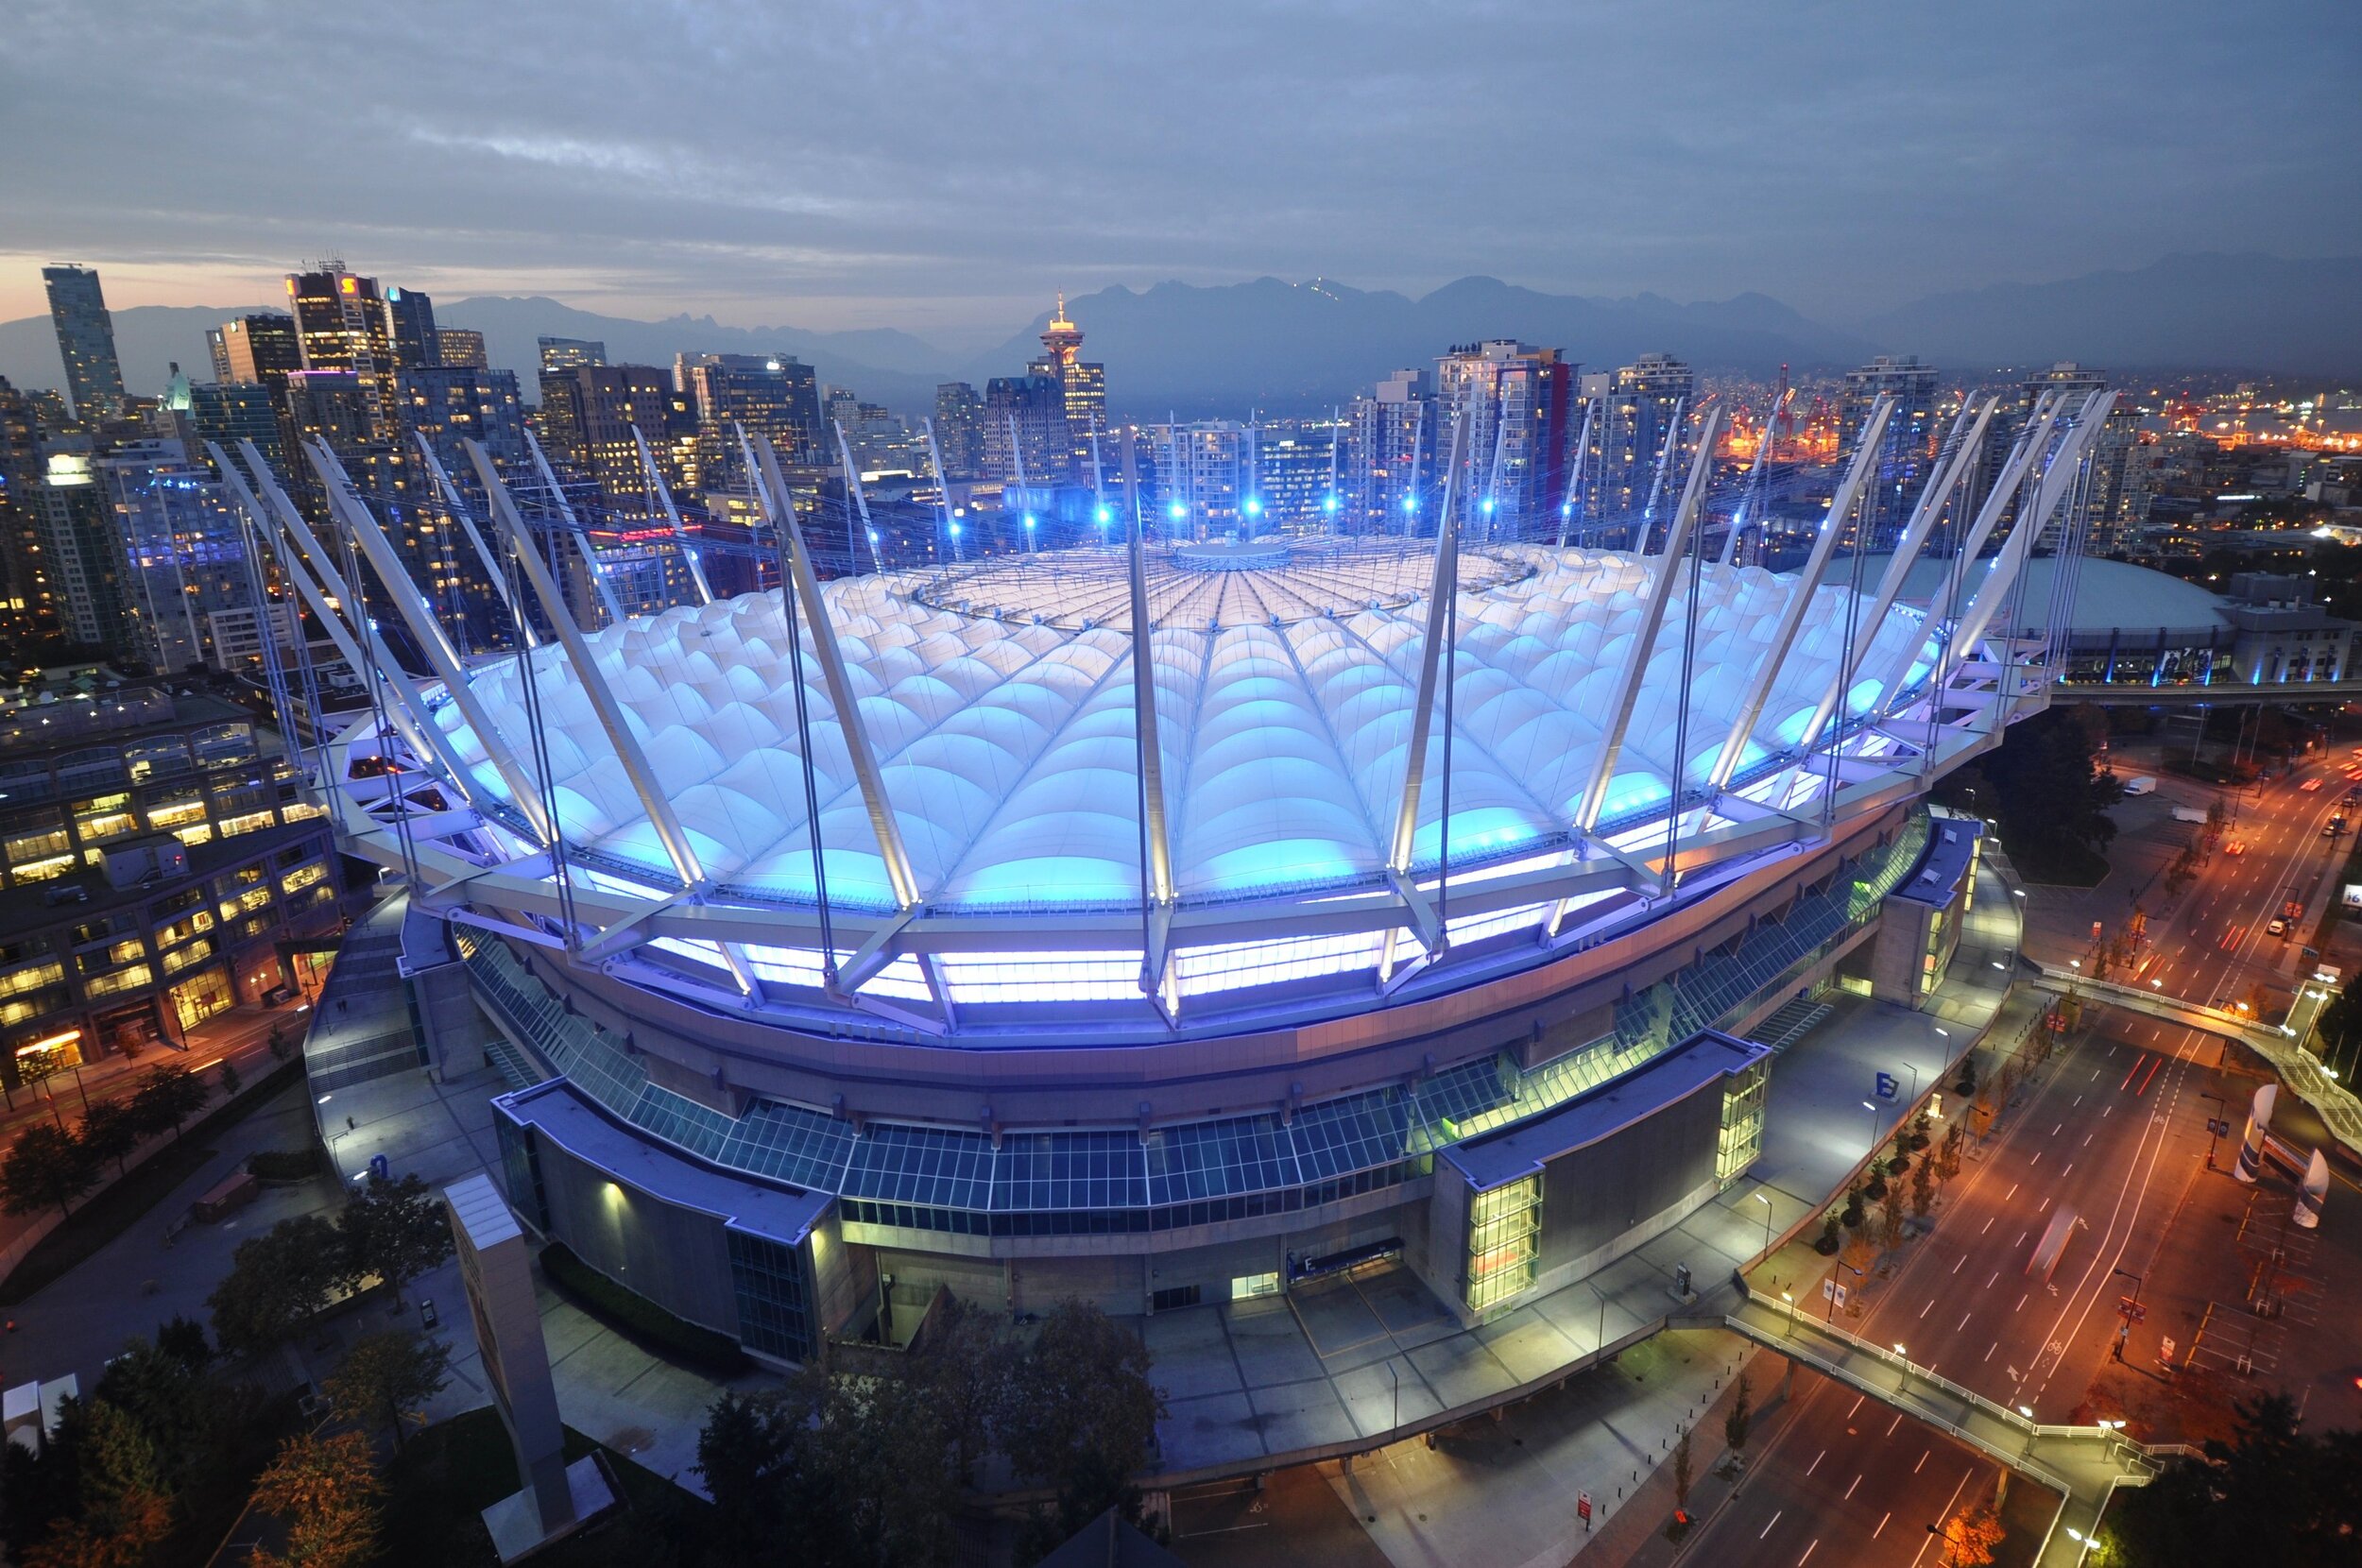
[
  {"left": 466, "top": 437, "right": 707, "bottom": 888},
  {"left": 1703, "top": 396, "right": 1894, "bottom": 793},
  {"left": 1573, "top": 408, "right": 1725, "bottom": 833},
  {"left": 523, "top": 428, "right": 626, "bottom": 627},
  {"left": 1947, "top": 392, "right": 2116, "bottom": 668},
  {"left": 1385, "top": 410, "right": 1469, "bottom": 957},
  {"left": 750, "top": 434, "right": 922, "bottom": 913}
]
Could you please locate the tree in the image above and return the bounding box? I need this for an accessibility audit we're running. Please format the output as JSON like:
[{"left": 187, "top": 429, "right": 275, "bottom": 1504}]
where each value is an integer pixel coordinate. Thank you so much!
[
  {"left": 128, "top": 1065, "right": 204, "bottom": 1143},
  {"left": 1, "top": 1123, "right": 98, "bottom": 1219},
  {"left": 25, "top": 1402, "right": 173, "bottom": 1568},
  {"left": 217, "top": 1060, "right": 241, "bottom": 1100},
  {"left": 1876, "top": 1186, "right": 1906, "bottom": 1254},
  {"left": 76, "top": 1102, "right": 141, "bottom": 1180},
  {"left": 1672, "top": 1427, "right": 1693, "bottom": 1512},
  {"left": 693, "top": 1389, "right": 798, "bottom": 1565},
  {"left": 323, "top": 1331, "right": 450, "bottom": 1450},
  {"left": 246, "top": 1431, "right": 381, "bottom": 1568},
  {"left": 2097, "top": 1393, "right": 2362, "bottom": 1566},
  {"left": 1934, "top": 1501, "right": 2006, "bottom": 1566},
  {"left": 1723, "top": 1372, "right": 1752, "bottom": 1459},
  {"left": 1973, "top": 706, "right": 2126, "bottom": 880},
  {"left": 998, "top": 1298, "right": 1166, "bottom": 1509},
  {"left": 1938, "top": 1119, "right": 1965, "bottom": 1182},
  {"left": 914, "top": 1291, "right": 1006, "bottom": 1484},
  {"left": 336, "top": 1173, "right": 452, "bottom": 1309},
  {"left": 208, "top": 1214, "right": 346, "bottom": 1357},
  {"left": 152, "top": 1315, "right": 210, "bottom": 1372},
  {"left": 1909, "top": 1150, "right": 1938, "bottom": 1219}
]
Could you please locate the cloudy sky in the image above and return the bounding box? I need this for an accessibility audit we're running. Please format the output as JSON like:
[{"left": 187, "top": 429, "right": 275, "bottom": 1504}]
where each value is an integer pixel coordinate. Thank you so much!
[{"left": 3, "top": 0, "right": 2355, "bottom": 349}]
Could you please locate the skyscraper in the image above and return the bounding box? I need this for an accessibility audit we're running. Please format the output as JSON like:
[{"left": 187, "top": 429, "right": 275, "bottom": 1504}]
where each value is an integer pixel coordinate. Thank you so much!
[
  {"left": 437, "top": 328, "right": 489, "bottom": 369},
  {"left": 42, "top": 265, "right": 127, "bottom": 422},
  {"left": 676, "top": 352, "right": 823, "bottom": 476},
  {"left": 538, "top": 337, "right": 607, "bottom": 374},
  {"left": 1840, "top": 354, "right": 1940, "bottom": 549},
  {"left": 384, "top": 287, "right": 441, "bottom": 369},
  {"left": 33, "top": 452, "right": 132, "bottom": 654},
  {"left": 187, "top": 382, "right": 285, "bottom": 475},
  {"left": 1432, "top": 340, "right": 1578, "bottom": 539},
  {"left": 982, "top": 373, "right": 1070, "bottom": 487},
  {"left": 285, "top": 264, "right": 400, "bottom": 441},
  {"left": 208, "top": 314, "right": 303, "bottom": 405},
  {"left": 96, "top": 443, "right": 260, "bottom": 673},
  {"left": 536, "top": 364, "right": 679, "bottom": 503},
  {"left": 0, "top": 376, "right": 48, "bottom": 628},
  {"left": 933, "top": 383, "right": 984, "bottom": 480}
]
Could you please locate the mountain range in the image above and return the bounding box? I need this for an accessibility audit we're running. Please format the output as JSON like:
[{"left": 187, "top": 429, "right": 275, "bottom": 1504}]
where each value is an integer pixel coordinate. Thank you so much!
[{"left": 2, "top": 253, "right": 2352, "bottom": 420}]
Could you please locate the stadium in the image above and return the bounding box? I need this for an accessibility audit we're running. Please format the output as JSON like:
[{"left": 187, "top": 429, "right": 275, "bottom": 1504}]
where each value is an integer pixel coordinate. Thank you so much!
[{"left": 261, "top": 387, "right": 2109, "bottom": 1369}]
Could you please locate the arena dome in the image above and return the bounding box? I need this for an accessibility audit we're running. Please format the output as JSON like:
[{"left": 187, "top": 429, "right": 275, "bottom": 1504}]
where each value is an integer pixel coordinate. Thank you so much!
[{"left": 429, "top": 541, "right": 1934, "bottom": 929}]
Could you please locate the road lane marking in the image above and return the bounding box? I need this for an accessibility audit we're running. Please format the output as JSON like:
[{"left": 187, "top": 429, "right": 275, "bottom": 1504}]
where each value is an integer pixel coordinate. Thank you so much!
[
  {"left": 1887, "top": 1413, "right": 1904, "bottom": 1436},
  {"left": 1915, "top": 1450, "right": 1929, "bottom": 1474},
  {"left": 2014, "top": 1231, "right": 2028, "bottom": 1247},
  {"left": 1761, "top": 1510, "right": 1783, "bottom": 1539},
  {"left": 1986, "top": 1270, "right": 1999, "bottom": 1287},
  {"left": 1874, "top": 1511, "right": 1891, "bottom": 1539},
  {"left": 1921, "top": 1299, "right": 1935, "bottom": 1319},
  {"left": 1985, "top": 1341, "right": 1997, "bottom": 1362},
  {"left": 1806, "top": 1448, "right": 1824, "bottom": 1476},
  {"left": 2084, "top": 1133, "right": 2094, "bottom": 1147},
  {"left": 1799, "top": 1542, "right": 1818, "bottom": 1566},
  {"left": 2006, "top": 1184, "right": 2019, "bottom": 1202},
  {"left": 1846, "top": 1396, "right": 1863, "bottom": 1420},
  {"left": 2029, "top": 1151, "right": 2042, "bottom": 1167},
  {"left": 1953, "top": 1257, "right": 1964, "bottom": 1274},
  {"left": 2015, "top": 1292, "right": 2028, "bottom": 1311},
  {"left": 1844, "top": 1474, "right": 1861, "bottom": 1500},
  {"left": 2074, "top": 1095, "right": 2082, "bottom": 1107},
  {"left": 2062, "top": 1163, "right": 2073, "bottom": 1178},
  {"left": 1958, "top": 1311, "right": 1972, "bottom": 1333},
  {"left": 2053, "top": 1121, "right": 2063, "bottom": 1135},
  {"left": 2103, "top": 1105, "right": 2113, "bottom": 1117},
  {"left": 1981, "top": 1217, "right": 1994, "bottom": 1234}
]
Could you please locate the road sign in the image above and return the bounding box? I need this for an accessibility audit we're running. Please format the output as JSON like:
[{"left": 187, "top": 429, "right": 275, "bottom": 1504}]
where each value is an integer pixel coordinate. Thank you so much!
[
  {"left": 2118, "top": 1296, "right": 2148, "bottom": 1323},
  {"left": 1578, "top": 1491, "right": 1592, "bottom": 1523},
  {"left": 2159, "top": 1337, "right": 2177, "bottom": 1364},
  {"left": 2207, "top": 1117, "right": 2231, "bottom": 1137},
  {"left": 1875, "top": 1071, "right": 1898, "bottom": 1100}
]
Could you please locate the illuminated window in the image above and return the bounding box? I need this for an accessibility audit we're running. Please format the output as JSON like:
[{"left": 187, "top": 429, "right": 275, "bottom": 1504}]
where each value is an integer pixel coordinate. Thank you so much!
[
  {"left": 1230, "top": 1271, "right": 1281, "bottom": 1301},
  {"left": 1465, "top": 1175, "right": 1541, "bottom": 1315},
  {"left": 85, "top": 963, "right": 153, "bottom": 998}
]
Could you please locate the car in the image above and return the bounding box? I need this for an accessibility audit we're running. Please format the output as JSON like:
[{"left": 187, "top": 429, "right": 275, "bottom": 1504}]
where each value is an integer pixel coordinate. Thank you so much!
[
  {"left": 2268, "top": 918, "right": 2289, "bottom": 937},
  {"left": 2301, "top": 778, "right": 2324, "bottom": 793},
  {"left": 2227, "top": 840, "right": 2248, "bottom": 855}
]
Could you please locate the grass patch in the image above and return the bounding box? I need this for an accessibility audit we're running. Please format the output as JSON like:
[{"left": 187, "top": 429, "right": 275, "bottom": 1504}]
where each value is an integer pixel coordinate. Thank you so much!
[
  {"left": 539, "top": 1242, "right": 750, "bottom": 1378},
  {"left": 381, "top": 1405, "right": 702, "bottom": 1567},
  {"left": 0, "top": 1057, "right": 307, "bottom": 1305}
]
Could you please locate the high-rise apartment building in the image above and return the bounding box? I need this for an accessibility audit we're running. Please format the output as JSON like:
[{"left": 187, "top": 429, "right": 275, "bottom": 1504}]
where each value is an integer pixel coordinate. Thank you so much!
[
  {"left": 1148, "top": 420, "right": 1261, "bottom": 537},
  {"left": 1345, "top": 369, "right": 1439, "bottom": 530},
  {"left": 1024, "top": 295, "right": 1104, "bottom": 483},
  {"left": 186, "top": 383, "right": 284, "bottom": 476},
  {"left": 285, "top": 264, "right": 400, "bottom": 442},
  {"left": 538, "top": 337, "right": 607, "bottom": 374},
  {"left": 207, "top": 314, "right": 302, "bottom": 392},
  {"left": 32, "top": 452, "right": 132, "bottom": 654},
  {"left": 1433, "top": 340, "right": 1578, "bottom": 540},
  {"left": 42, "top": 265, "right": 128, "bottom": 422},
  {"left": 933, "top": 383, "right": 984, "bottom": 480},
  {"left": 436, "top": 328, "right": 489, "bottom": 369},
  {"left": 1588, "top": 352, "right": 1697, "bottom": 530},
  {"left": 0, "top": 377, "right": 49, "bottom": 630},
  {"left": 1840, "top": 355, "right": 1941, "bottom": 549},
  {"left": 384, "top": 287, "right": 441, "bottom": 369}
]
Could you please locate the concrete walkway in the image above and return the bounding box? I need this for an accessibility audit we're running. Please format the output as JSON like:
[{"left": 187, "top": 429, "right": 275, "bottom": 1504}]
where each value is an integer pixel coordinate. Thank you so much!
[{"left": 1150, "top": 855, "right": 2027, "bottom": 1486}]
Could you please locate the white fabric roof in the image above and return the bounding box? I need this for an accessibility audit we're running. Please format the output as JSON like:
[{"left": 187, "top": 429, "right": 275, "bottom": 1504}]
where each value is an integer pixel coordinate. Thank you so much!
[{"left": 435, "top": 544, "right": 1926, "bottom": 913}]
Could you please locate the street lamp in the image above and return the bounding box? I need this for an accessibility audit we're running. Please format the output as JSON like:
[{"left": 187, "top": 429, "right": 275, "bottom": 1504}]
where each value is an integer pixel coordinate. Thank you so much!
[
  {"left": 1863, "top": 1099, "right": 1880, "bottom": 1159},
  {"left": 1893, "top": 1343, "right": 1911, "bottom": 1387},
  {"left": 1781, "top": 1290, "right": 1795, "bottom": 1337},
  {"left": 1754, "top": 1190, "right": 1773, "bottom": 1258}
]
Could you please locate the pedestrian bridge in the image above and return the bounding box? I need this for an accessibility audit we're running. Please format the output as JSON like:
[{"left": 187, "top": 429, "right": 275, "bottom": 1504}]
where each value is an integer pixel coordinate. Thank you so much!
[
  {"left": 2054, "top": 677, "right": 2362, "bottom": 707},
  {"left": 1721, "top": 1287, "right": 2193, "bottom": 1567}
]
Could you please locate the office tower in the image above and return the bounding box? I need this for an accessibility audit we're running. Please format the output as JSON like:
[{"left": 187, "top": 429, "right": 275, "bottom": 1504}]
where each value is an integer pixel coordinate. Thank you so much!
[
  {"left": 33, "top": 452, "right": 132, "bottom": 654},
  {"left": 1026, "top": 294, "right": 1104, "bottom": 479},
  {"left": 1963, "top": 362, "right": 2114, "bottom": 547},
  {"left": 1255, "top": 417, "right": 1344, "bottom": 530},
  {"left": 1840, "top": 355, "right": 1940, "bottom": 550},
  {"left": 95, "top": 443, "right": 259, "bottom": 673},
  {"left": 1592, "top": 352, "right": 1697, "bottom": 526},
  {"left": 1432, "top": 340, "right": 1578, "bottom": 539},
  {"left": 42, "top": 265, "right": 128, "bottom": 422},
  {"left": 437, "top": 328, "right": 489, "bottom": 369},
  {"left": 538, "top": 337, "right": 607, "bottom": 374},
  {"left": 822, "top": 385, "right": 860, "bottom": 443},
  {"left": 1345, "top": 368, "right": 1438, "bottom": 529},
  {"left": 676, "top": 352, "right": 823, "bottom": 475},
  {"left": 285, "top": 264, "right": 400, "bottom": 441},
  {"left": 187, "top": 383, "right": 284, "bottom": 475},
  {"left": 384, "top": 286, "right": 441, "bottom": 369},
  {"left": 536, "top": 365, "right": 677, "bottom": 502},
  {"left": 399, "top": 366, "right": 528, "bottom": 469},
  {"left": 933, "top": 383, "right": 984, "bottom": 480},
  {"left": 209, "top": 314, "right": 302, "bottom": 391},
  {"left": 982, "top": 373, "right": 1070, "bottom": 486}
]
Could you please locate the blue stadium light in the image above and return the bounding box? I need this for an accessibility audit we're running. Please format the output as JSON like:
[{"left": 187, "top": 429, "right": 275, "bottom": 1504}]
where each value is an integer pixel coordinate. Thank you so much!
[
  {"left": 1481, "top": 497, "right": 1496, "bottom": 515},
  {"left": 1561, "top": 502, "right": 1573, "bottom": 518},
  {"left": 949, "top": 521, "right": 963, "bottom": 538},
  {"left": 1095, "top": 504, "right": 1112, "bottom": 525},
  {"left": 1323, "top": 494, "right": 1340, "bottom": 514},
  {"left": 865, "top": 528, "right": 879, "bottom": 544},
  {"left": 1403, "top": 495, "right": 1419, "bottom": 514},
  {"left": 1023, "top": 513, "right": 1037, "bottom": 530},
  {"left": 1169, "top": 501, "right": 1187, "bottom": 521},
  {"left": 1243, "top": 496, "right": 1262, "bottom": 518}
]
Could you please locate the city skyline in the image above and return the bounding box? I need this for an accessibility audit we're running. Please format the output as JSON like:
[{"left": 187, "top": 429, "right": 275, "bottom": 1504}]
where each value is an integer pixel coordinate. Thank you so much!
[{"left": 2, "top": 1, "right": 2356, "bottom": 343}]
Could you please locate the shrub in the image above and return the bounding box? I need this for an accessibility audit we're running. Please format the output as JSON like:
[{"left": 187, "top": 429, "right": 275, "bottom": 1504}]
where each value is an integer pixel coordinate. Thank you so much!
[{"left": 246, "top": 1150, "right": 320, "bottom": 1183}]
